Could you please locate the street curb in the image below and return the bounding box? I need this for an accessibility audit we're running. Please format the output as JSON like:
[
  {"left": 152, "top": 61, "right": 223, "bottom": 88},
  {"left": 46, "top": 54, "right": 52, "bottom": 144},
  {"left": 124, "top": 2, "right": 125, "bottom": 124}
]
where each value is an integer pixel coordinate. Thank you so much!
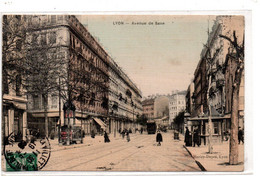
[{"left": 183, "top": 145, "right": 207, "bottom": 171}]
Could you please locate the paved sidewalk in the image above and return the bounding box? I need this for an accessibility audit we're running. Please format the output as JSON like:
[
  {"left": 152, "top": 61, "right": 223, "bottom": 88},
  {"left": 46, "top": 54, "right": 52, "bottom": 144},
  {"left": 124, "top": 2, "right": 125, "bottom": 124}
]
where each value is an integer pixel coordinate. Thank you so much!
[{"left": 182, "top": 135, "right": 244, "bottom": 172}]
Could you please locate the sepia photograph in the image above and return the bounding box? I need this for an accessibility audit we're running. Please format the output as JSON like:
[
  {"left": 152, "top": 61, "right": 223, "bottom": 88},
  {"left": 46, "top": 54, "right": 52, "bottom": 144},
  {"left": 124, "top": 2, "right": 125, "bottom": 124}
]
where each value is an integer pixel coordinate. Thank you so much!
[{"left": 1, "top": 14, "right": 245, "bottom": 172}]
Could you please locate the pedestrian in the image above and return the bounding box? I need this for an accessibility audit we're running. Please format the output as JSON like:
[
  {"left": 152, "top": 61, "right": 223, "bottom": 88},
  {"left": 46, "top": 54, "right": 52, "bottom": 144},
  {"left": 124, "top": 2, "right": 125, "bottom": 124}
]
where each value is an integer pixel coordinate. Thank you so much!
[
  {"left": 121, "top": 129, "right": 125, "bottom": 139},
  {"left": 185, "top": 127, "right": 192, "bottom": 146},
  {"left": 126, "top": 130, "right": 130, "bottom": 142},
  {"left": 91, "top": 129, "right": 95, "bottom": 138},
  {"left": 82, "top": 130, "right": 85, "bottom": 138},
  {"left": 135, "top": 128, "right": 138, "bottom": 133},
  {"left": 156, "top": 130, "right": 163, "bottom": 146},
  {"left": 119, "top": 128, "right": 121, "bottom": 134},
  {"left": 193, "top": 127, "right": 200, "bottom": 147},
  {"left": 140, "top": 127, "right": 143, "bottom": 134},
  {"left": 238, "top": 127, "right": 244, "bottom": 144},
  {"left": 104, "top": 131, "right": 110, "bottom": 143}
]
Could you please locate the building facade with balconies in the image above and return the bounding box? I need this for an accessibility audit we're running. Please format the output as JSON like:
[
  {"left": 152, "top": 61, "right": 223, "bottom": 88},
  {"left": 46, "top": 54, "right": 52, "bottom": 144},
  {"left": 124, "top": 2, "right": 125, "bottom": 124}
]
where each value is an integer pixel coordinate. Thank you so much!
[
  {"left": 187, "top": 16, "right": 244, "bottom": 144},
  {"left": 142, "top": 98, "right": 155, "bottom": 120},
  {"left": 108, "top": 57, "right": 143, "bottom": 134},
  {"left": 185, "top": 82, "right": 195, "bottom": 116},
  {"left": 25, "top": 15, "right": 110, "bottom": 136}
]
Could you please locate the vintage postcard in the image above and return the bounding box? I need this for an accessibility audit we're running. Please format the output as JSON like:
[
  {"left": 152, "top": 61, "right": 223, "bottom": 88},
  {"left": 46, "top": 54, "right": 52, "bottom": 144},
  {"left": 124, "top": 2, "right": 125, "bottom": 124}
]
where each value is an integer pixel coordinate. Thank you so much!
[{"left": 2, "top": 14, "right": 245, "bottom": 172}]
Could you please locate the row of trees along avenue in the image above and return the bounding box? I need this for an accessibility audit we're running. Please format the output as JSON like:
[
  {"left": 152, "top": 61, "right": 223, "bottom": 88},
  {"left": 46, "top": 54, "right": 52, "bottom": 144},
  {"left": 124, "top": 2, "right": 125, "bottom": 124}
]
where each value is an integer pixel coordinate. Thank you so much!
[{"left": 2, "top": 15, "right": 108, "bottom": 138}]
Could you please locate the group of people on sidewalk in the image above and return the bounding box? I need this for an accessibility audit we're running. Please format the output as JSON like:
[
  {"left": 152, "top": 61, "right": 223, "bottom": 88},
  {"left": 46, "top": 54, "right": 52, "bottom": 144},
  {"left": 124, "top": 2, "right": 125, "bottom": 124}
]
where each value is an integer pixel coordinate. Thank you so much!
[
  {"left": 184, "top": 126, "right": 244, "bottom": 147},
  {"left": 184, "top": 127, "right": 201, "bottom": 147}
]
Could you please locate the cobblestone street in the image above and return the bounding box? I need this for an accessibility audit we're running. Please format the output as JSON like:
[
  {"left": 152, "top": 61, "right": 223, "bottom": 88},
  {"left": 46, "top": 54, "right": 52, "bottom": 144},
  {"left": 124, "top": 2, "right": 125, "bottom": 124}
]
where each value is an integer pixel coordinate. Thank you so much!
[{"left": 43, "top": 131, "right": 201, "bottom": 171}]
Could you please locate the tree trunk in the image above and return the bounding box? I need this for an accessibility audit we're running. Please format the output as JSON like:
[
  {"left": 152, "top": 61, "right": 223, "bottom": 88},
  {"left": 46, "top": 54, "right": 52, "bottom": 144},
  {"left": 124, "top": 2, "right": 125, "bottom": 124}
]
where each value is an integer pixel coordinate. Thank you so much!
[
  {"left": 207, "top": 73, "right": 213, "bottom": 154},
  {"left": 43, "top": 94, "right": 49, "bottom": 137},
  {"left": 229, "top": 86, "right": 239, "bottom": 164},
  {"left": 208, "top": 105, "right": 213, "bottom": 154}
]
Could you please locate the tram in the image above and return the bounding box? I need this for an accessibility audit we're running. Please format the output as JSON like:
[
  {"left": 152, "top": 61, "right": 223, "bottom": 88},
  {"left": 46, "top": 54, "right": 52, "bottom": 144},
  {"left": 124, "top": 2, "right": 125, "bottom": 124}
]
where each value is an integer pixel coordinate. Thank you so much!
[{"left": 147, "top": 121, "right": 157, "bottom": 134}]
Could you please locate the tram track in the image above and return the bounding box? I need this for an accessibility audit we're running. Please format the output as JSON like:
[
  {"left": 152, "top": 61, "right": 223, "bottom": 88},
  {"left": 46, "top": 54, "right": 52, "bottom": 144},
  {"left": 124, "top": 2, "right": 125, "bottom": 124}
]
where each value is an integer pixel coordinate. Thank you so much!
[
  {"left": 43, "top": 134, "right": 153, "bottom": 170},
  {"left": 63, "top": 135, "right": 152, "bottom": 170}
]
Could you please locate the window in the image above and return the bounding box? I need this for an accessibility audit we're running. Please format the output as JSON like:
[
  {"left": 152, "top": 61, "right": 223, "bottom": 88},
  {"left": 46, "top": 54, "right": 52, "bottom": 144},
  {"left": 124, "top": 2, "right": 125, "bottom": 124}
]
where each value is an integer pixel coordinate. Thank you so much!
[
  {"left": 49, "top": 32, "right": 56, "bottom": 44},
  {"left": 51, "top": 94, "right": 57, "bottom": 109},
  {"left": 33, "top": 95, "right": 40, "bottom": 109},
  {"left": 51, "top": 15, "right": 56, "bottom": 24},
  {"left": 58, "top": 15, "right": 63, "bottom": 21},
  {"left": 3, "top": 74, "right": 9, "bottom": 94},
  {"left": 15, "top": 75, "right": 22, "bottom": 96},
  {"left": 40, "top": 33, "right": 47, "bottom": 45},
  {"left": 213, "top": 122, "right": 219, "bottom": 134}
]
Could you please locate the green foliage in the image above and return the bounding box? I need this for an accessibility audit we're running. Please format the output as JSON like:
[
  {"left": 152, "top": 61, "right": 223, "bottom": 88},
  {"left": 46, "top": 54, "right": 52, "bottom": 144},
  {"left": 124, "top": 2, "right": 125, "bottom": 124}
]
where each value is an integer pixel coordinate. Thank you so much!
[
  {"left": 136, "top": 114, "right": 147, "bottom": 126},
  {"left": 174, "top": 110, "right": 185, "bottom": 125}
]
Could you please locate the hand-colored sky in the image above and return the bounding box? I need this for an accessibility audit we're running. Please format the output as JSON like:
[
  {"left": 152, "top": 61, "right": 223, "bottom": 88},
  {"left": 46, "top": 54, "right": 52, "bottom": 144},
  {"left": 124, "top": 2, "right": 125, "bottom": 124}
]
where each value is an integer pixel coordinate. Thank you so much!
[{"left": 78, "top": 15, "right": 215, "bottom": 97}]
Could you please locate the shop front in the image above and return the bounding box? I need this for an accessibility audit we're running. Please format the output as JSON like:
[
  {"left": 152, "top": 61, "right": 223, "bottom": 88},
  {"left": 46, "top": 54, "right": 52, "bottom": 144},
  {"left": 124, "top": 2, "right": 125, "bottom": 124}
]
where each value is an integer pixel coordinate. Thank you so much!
[
  {"left": 3, "top": 100, "right": 27, "bottom": 142},
  {"left": 187, "top": 115, "right": 231, "bottom": 145}
]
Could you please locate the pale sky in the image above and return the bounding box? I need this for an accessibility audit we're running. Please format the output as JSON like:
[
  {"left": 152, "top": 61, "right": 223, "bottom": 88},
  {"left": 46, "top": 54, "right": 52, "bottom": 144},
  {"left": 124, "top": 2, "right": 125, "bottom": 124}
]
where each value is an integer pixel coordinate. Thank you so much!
[{"left": 77, "top": 15, "right": 215, "bottom": 97}]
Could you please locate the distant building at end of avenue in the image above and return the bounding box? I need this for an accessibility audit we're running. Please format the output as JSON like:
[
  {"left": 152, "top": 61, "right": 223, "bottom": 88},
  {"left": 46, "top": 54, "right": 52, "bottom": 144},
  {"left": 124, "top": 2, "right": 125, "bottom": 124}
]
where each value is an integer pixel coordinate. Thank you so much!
[{"left": 169, "top": 90, "right": 186, "bottom": 126}]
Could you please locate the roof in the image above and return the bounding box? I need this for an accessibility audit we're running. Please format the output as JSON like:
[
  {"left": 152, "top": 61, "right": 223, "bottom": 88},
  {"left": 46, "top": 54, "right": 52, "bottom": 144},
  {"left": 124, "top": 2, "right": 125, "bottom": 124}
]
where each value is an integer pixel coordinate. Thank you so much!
[{"left": 142, "top": 98, "right": 155, "bottom": 105}]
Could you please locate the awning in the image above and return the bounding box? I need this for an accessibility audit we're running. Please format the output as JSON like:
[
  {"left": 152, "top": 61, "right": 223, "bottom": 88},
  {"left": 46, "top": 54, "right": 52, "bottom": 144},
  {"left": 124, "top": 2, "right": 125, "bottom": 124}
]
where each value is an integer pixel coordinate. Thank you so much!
[
  {"left": 93, "top": 118, "right": 107, "bottom": 129},
  {"left": 3, "top": 100, "right": 26, "bottom": 110}
]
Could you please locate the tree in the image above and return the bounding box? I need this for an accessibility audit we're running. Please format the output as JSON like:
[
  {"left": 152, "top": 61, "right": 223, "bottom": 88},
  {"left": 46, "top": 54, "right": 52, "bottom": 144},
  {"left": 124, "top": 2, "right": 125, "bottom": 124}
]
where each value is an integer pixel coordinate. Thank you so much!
[
  {"left": 59, "top": 45, "right": 109, "bottom": 115},
  {"left": 3, "top": 15, "right": 110, "bottom": 139},
  {"left": 3, "top": 15, "right": 65, "bottom": 137},
  {"left": 203, "top": 42, "right": 222, "bottom": 154},
  {"left": 2, "top": 15, "right": 29, "bottom": 145},
  {"left": 220, "top": 31, "right": 244, "bottom": 165},
  {"left": 173, "top": 110, "right": 185, "bottom": 133},
  {"left": 2, "top": 15, "right": 27, "bottom": 90},
  {"left": 24, "top": 35, "right": 64, "bottom": 137},
  {"left": 136, "top": 114, "right": 147, "bottom": 126},
  {"left": 24, "top": 22, "right": 65, "bottom": 137}
]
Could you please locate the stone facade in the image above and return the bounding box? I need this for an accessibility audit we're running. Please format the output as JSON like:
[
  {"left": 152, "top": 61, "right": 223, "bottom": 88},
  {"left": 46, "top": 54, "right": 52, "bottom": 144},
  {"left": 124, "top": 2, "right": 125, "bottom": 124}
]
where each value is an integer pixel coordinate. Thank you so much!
[
  {"left": 169, "top": 91, "right": 186, "bottom": 125},
  {"left": 25, "top": 15, "right": 110, "bottom": 136},
  {"left": 108, "top": 57, "right": 143, "bottom": 134},
  {"left": 142, "top": 98, "right": 155, "bottom": 120}
]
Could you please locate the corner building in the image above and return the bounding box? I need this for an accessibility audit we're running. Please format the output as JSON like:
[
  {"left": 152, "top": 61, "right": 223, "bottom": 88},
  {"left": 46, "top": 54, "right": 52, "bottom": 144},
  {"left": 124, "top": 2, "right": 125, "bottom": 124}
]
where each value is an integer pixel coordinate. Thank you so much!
[{"left": 26, "top": 15, "right": 109, "bottom": 136}]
